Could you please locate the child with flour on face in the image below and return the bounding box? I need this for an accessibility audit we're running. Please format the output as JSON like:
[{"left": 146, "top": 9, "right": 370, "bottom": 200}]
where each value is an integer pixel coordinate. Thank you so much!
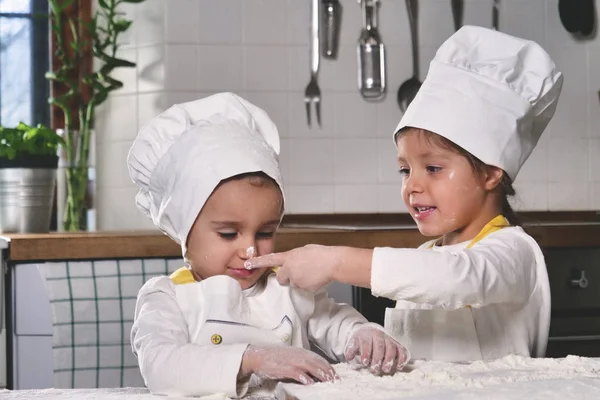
[
  {"left": 245, "top": 26, "right": 564, "bottom": 363},
  {"left": 127, "top": 93, "right": 409, "bottom": 398}
]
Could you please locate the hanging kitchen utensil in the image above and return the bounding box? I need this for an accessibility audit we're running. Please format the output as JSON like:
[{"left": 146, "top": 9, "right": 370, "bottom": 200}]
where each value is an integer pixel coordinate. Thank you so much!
[
  {"left": 580, "top": 0, "right": 596, "bottom": 37},
  {"left": 558, "top": 0, "right": 595, "bottom": 38},
  {"left": 558, "top": 0, "right": 580, "bottom": 33},
  {"left": 304, "top": 0, "right": 322, "bottom": 127},
  {"left": 397, "top": 0, "right": 421, "bottom": 112},
  {"left": 322, "top": 0, "right": 342, "bottom": 59},
  {"left": 451, "top": 0, "right": 463, "bottom": 32},
  {"left": 492, "top": 0, "right": 499, "bottom": 30},
  {"left": 357, "top": 0, "right": 386, "bottom": 101}
]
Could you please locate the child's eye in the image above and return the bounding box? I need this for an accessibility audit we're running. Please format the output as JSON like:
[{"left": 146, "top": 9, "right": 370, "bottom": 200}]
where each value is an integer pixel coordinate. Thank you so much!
[
  {"left": 398, "top": 167, "right": 410, "bottom": 176},
  {"left": 218, "top": 232, "right": 237, "bottom": 240},
  {"left": 426, "top": 166, "right": 442, "bottom": 173},
  {"left": 256, "top": 231, "right": 275, "bottom": 239}
]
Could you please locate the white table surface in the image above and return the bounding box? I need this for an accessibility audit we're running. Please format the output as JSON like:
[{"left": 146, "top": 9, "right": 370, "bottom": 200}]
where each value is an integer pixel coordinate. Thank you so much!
[{"left": 2, "top": 355, "right": 600, "bottom": 400}]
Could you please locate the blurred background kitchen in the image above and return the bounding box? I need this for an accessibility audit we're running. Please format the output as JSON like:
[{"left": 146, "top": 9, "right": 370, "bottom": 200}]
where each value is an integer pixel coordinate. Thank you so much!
[
  {"left": 1, "top": 0, "right": 600, "bottom": 393},
  {"left": 89, "top": 0, "right": 600, "bottom": 223},
  {"left": 3, "top": 0, "right": 600, "bottom": 229}
]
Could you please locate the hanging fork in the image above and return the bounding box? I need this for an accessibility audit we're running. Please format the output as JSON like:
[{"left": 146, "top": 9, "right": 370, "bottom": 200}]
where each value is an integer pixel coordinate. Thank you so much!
[{"left": 305, "top": 0, "right": 321, "bottom": 127}]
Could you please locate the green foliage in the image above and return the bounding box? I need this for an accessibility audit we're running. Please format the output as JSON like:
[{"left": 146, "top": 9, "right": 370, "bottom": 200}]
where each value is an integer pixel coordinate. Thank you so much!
[
  {"left": 46, "top": 0, "right": 147, "bottom": 231},
  {"left": 0, "top": 122, "right": 65, "bottom": 159},
  {"left": 46, "top": 0, "right": 144, "bottom": 141}
]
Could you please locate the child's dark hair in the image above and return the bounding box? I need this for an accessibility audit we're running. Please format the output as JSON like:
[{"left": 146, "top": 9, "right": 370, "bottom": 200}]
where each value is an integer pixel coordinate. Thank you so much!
[
  {"left": 398, "top": 129, "right": 520, "bottom": 227},
  {"left": 220, "top": 171, "right": 279, "bottom": 188},
  {"left": 220, "top": 171, "right": 284, "bottom": 214}
]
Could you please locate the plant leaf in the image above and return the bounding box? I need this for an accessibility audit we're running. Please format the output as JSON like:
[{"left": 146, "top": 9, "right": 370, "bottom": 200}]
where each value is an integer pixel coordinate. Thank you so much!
[
  {"left": 113, "top": 19, "right": 132, "bottom": 33},
  {"left": 58, "top": 0, "right": 76, "bottom": 12},
  {"left": 48, "top": 0, "right": 61, "bottom": 15}
]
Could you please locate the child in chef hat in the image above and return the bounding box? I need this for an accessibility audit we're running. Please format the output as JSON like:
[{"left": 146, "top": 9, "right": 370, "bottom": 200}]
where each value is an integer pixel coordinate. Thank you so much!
[
  {"left": 385, "top": 25, "right": 563, "bottom": 361},
  {"left": 127, "top": 92, "right": 409, "bottom": 398},
  {"left": 245, "top": 26, "right": 563, "bottom": 363},
  {"left": 375, "top": 26, "right": 562, "bottom": 361}
]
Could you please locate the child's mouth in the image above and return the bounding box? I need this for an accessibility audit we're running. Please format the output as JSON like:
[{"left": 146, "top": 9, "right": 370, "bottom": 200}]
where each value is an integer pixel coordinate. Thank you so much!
[
  {"left": 413, "top": 206, "right": 436, "bottom": 220},
  {"left": 229, "top": 268, "right": 256, "bottom": 278}
]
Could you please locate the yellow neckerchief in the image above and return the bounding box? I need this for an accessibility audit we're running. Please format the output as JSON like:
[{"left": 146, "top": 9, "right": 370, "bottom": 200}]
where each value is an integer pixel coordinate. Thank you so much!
[
  {"left": 169, "top": 266, "right": 278, "bottom": 285},
  {"left": 170, "top": 267, "right": 196, "bottom": 285},
  {"left": 426, "top": 214, "right": 510, "bottom": 249},
  {"left": 396, "top": 215, "right": 510, "bottom": 308}
]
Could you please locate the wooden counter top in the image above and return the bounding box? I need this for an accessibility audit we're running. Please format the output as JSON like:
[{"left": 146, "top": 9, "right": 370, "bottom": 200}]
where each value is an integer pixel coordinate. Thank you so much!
[
  {"left": 1, "top": 231, "right": 182, "bottom": 261},
  {"left": 2, "top": 220, "right": 600, "bottom": 262}
]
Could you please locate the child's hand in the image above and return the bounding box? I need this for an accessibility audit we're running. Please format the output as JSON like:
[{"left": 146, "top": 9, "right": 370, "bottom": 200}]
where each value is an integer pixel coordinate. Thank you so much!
[
  {"left": 344, "top": 324, "right": 410, "bottom": 376},
  {"left": 240, "top": 345, "right": 338, "bottom": 385}
]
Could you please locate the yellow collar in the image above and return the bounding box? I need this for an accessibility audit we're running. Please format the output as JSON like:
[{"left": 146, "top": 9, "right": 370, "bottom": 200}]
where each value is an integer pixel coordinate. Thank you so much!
[
  {"left": 170, "top": 267, "right": 196, "bottom": 285},
  {"left": 427, "top": 215, "right": 511, "bottom": 249}
]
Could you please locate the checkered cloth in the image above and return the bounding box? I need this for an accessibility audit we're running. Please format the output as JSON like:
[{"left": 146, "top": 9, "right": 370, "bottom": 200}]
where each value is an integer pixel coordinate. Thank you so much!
[{"left": 37, "top": 258, "right": 182, "bottom": 389}]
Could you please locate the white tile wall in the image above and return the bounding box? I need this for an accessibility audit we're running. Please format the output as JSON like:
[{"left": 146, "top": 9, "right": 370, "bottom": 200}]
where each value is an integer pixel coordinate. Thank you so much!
[{"left": 96, "top": 0, "right": 600, "bottom": 230}]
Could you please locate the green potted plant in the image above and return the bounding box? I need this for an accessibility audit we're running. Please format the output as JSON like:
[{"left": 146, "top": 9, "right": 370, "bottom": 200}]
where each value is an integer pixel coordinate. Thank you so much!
[
  {"left": 46, "top": 0, "right": 146, "bottom": 231},
  {"left": 0, "top": 122, "right": 65, "bottom": 233}
]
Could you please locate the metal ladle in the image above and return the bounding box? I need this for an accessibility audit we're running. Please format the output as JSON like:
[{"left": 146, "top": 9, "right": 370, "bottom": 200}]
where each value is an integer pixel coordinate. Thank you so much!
[
  {"left": 451, "top": 0, "right": 463, "bottom": 32},
  {"left": 397, "top": 0, "right": 421, "bottom": 112}
]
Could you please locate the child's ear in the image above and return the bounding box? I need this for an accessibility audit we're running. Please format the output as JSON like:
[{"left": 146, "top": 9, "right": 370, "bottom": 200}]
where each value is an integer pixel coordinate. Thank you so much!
[{"left": 482, "top": 166, "right": 504, "bottom": 191}]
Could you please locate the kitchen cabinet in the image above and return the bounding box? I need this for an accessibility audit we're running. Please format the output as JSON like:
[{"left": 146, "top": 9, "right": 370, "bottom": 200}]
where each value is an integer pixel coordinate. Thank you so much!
[
  {"left": 545, "top": 247, "right": 600, "bottom": 358},
  {"left": 9, "top": 263, "right": 54, "bottom": 389},
  {"left": 0, "top": 239, "right": 8, "bottom": 389}
]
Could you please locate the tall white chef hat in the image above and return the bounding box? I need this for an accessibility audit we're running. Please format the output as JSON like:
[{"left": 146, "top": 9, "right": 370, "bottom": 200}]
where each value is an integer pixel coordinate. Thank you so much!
[
  {"left": 394, "top": 25, "right": 563, "bottom": 181},
  {"left": 127, "top": 92, "right": 284, "bottom": 257}
]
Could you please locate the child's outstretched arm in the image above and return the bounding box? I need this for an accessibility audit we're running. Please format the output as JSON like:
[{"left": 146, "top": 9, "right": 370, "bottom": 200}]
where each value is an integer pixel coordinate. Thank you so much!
[
  {"left": 372, "top": 230, "right": 539, "bottom": 309},
  {"left": 131, "top": 277, "right": 250, "bottom": 398}
]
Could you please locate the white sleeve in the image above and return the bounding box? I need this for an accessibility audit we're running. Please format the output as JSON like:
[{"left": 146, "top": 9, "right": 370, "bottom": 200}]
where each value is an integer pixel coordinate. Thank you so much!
[
  {"left": 131, "top": 277, "right": 250, "bottom": 398},
  {"left": 370, "top": 229, "right": 537, "bottom": 309},
  {"left": 305, "top": 289, "right": 367, "bottom": 362}
]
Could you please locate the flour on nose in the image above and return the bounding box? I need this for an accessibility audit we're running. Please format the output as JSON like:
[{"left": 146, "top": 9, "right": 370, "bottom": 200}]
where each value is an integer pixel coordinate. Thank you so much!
[{"left": 246, "top": 246, "right": 255, "bottom": 258}]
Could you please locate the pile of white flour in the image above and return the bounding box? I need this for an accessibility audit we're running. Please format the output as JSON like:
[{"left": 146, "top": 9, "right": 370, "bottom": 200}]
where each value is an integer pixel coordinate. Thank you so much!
[
  {"left": 2, "top": 355, "right": 600, "bottom": 399},
  {"left": 278, "top": 354, "right": 600, "bottom": 400}
]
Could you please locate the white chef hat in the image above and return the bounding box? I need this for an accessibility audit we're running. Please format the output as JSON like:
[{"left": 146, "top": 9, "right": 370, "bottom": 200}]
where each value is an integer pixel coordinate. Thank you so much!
[
  {"left": 127, "top": 92, "right": 285, "bottom": 257},
  {"left": 394, "top": 25, "right": 563, "bottom": 181}
]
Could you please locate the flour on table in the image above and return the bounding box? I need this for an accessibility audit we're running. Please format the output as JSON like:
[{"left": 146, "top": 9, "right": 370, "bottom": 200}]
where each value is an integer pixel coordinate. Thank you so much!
[
  {"left": 3, "top": 356, "right": 600, "bottom": 400},
  {"left": 278, "top": 355, "right": 600, "bottom": 400},
  {"left": 0, "top": 388, "right": 231, "bottom": 400}
]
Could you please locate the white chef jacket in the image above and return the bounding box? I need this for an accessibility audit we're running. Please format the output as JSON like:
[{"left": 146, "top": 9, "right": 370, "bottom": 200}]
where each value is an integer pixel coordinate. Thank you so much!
[
  {"left": 372, "top": 225, "right": 550, "bottom": 361},
  {"left": 131, "top": 269, "right": 367, "bottom": 398}
]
